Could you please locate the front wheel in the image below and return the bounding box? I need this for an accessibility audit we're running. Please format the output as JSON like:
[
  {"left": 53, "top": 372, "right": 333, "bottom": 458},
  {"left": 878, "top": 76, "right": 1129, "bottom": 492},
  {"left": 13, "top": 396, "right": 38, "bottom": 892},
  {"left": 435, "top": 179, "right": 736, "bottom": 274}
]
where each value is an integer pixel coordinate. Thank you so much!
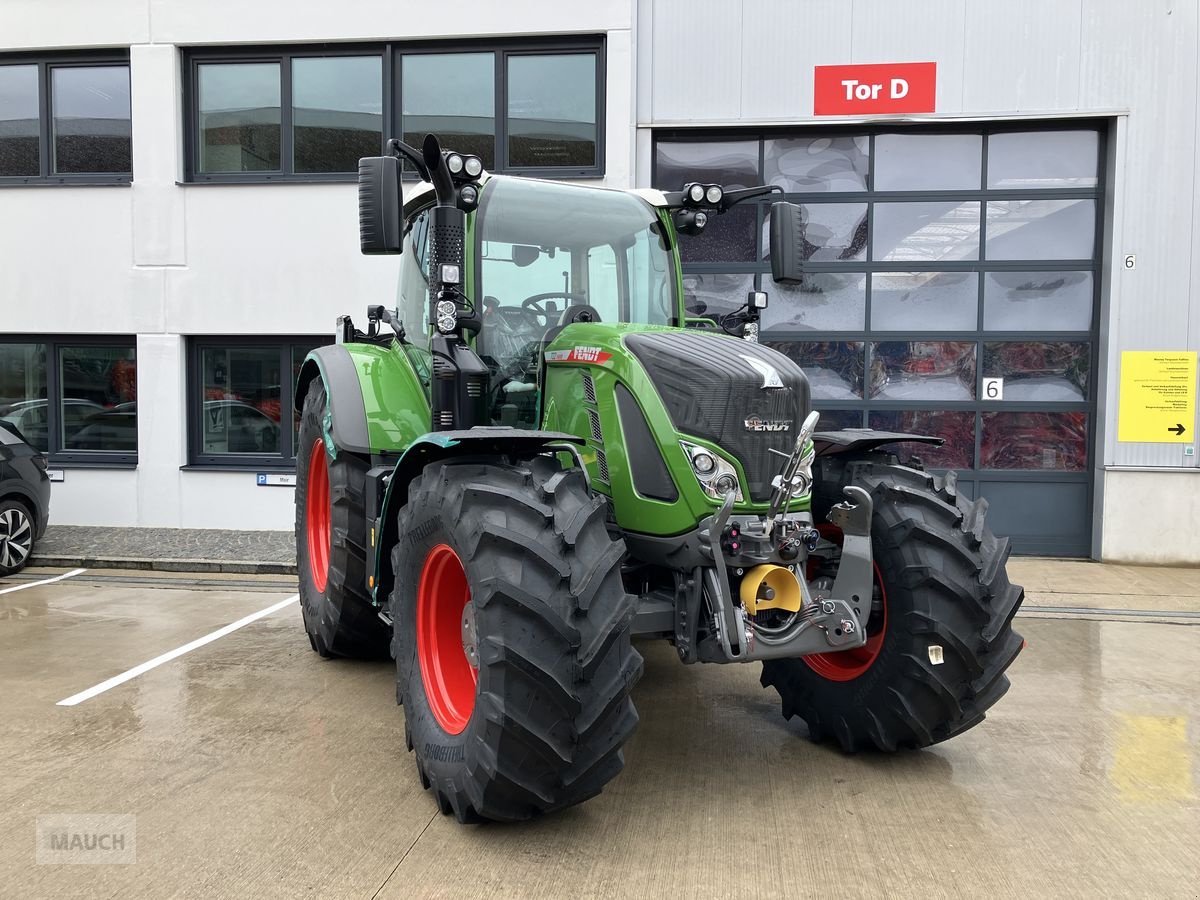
[
  {"left": 391, "top": 455, "right": 642, "bottom": 823},
  {"left": 761, "top": 456, "right": 1025, "bottom": 751}
]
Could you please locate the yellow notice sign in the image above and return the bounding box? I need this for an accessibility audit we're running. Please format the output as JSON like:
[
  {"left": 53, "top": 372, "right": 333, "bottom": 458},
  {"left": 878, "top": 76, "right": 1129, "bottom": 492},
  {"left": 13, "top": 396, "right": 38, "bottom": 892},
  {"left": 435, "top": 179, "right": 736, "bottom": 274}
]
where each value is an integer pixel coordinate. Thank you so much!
[{"left": 1118, "top": 351, "right": 1197, "bottom": 443}]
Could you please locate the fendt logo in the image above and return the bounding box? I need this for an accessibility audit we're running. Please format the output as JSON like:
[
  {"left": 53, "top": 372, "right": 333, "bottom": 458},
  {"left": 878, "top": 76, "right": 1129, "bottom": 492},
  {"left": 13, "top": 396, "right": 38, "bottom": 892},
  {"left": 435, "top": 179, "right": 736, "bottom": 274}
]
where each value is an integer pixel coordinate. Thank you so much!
[{"left": 744, "top": 416, "right": 791, "bottom": 433}]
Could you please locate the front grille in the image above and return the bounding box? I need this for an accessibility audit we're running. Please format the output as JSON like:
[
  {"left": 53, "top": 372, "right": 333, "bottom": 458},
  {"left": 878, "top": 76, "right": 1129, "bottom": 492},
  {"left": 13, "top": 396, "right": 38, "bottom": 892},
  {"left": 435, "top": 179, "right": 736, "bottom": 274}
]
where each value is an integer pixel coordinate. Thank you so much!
[
  {"left": 625, "top": 331, "right": 810, "bottom": 503},
  {"left": 582, "top": 372, "right": 597, "bottom": 404}
]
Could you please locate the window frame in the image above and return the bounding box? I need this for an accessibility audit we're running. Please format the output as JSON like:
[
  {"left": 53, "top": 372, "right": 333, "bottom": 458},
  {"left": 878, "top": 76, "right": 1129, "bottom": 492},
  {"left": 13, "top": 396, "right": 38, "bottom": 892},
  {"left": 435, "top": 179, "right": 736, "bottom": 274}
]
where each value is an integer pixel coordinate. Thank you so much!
[
  {"left": 186, "top": 336, "right": 331, "bottom": 470},
  {"left": 182, "top": 35, "right": 605, "bottom": 183},
  {"left": 0, "top": 334, "right": 138, "bottom": 466},
  {"left": 0, "top": 49, "right": 132, "bottom": 186}
]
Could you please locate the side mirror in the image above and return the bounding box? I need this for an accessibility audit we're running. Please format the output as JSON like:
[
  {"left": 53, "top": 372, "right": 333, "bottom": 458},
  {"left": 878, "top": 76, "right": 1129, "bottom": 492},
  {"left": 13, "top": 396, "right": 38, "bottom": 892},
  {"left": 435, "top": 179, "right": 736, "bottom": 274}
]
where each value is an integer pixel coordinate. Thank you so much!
[
  {"left": 358, "top": 156, "right": 404, "bottom": 254},
  {"left": 768, "top": 201, "right": 805, "bottom": 285}
]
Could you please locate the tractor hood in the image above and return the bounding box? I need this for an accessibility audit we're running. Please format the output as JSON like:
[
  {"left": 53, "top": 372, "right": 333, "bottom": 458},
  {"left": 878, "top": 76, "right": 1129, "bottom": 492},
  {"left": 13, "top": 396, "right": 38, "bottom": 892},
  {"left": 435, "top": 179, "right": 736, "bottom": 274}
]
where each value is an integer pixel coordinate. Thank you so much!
[{"left": 622, "top": 331, "right": 810, "bottom": 502}]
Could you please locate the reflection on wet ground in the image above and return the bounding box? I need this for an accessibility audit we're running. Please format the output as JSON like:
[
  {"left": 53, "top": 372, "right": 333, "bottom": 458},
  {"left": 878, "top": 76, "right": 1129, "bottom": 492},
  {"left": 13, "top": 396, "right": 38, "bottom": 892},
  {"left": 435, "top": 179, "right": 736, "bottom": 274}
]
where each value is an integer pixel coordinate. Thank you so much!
[{"left": 0, "top": 572, "right": 1196, "bottom": 898}]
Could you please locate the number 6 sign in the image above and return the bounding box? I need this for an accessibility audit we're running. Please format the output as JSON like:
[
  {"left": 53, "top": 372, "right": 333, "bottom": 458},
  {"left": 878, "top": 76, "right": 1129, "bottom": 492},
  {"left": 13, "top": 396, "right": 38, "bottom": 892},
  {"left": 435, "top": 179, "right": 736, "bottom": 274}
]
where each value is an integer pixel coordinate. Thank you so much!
[{"left": 983, "top": 377, "right": 1004, "bottom": 400}]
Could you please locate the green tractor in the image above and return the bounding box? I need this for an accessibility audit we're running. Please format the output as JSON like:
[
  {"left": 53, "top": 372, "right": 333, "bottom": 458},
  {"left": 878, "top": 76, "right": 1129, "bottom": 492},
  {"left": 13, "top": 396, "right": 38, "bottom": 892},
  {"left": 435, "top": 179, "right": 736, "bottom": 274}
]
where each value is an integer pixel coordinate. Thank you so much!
[{"left": 294, "top": 135, "right": 1024, "bottom": 823}]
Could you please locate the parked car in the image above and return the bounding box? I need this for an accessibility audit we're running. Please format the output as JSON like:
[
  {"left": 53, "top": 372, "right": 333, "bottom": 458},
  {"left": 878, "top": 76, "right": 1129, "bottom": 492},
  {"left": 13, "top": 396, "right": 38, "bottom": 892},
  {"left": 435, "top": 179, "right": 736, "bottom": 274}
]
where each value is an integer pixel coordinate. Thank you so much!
[
  {"left": 66, "top": 400, "right": 280, "bottom": 454},
  {"left": 0, "top": 398, "right": 105, "bottom": 452},
  {"left": 0, "top": 421, "right": 51, "bottom": 576}
]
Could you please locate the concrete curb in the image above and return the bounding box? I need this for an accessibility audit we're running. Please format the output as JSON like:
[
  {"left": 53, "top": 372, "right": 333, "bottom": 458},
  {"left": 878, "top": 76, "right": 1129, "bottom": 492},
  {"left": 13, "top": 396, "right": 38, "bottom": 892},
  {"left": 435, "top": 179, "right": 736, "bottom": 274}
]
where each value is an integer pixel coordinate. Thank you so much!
[{"left": 30, "top": 554, "right": 298, "bottom": 576}]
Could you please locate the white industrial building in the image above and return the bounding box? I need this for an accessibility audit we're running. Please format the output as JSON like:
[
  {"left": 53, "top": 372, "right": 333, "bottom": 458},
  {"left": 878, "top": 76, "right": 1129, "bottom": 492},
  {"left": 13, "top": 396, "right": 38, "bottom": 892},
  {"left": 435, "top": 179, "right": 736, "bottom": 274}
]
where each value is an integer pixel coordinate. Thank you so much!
[{"left": 1, "top": 0, "right": 1197, "bottom": 563}]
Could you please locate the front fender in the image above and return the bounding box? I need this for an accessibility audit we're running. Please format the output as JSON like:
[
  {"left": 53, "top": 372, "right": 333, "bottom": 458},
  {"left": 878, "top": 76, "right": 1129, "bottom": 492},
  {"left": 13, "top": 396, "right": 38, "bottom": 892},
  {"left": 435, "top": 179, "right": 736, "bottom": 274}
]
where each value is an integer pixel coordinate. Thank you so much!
[
  {"left": 370, "top": 429, "right": 585, "bottom": 605},
  {"left": 812, "top": 429, "right": 943, "bottom": 459}
]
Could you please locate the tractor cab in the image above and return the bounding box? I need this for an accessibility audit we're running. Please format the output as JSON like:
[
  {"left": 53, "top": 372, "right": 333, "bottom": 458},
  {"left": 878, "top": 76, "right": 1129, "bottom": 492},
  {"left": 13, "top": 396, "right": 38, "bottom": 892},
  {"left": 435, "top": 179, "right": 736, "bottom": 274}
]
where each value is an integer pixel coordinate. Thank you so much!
[{"left": 396, "top": 175, "right": 679, "bottom": 428}]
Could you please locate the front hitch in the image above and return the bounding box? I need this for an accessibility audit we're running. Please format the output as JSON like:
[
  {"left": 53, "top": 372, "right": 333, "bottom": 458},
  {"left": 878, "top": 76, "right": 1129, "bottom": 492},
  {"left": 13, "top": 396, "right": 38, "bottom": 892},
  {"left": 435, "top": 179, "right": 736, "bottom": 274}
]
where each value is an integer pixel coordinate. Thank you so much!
[{"left": 691, "top": 485, "right": 875, "bottom": 664}]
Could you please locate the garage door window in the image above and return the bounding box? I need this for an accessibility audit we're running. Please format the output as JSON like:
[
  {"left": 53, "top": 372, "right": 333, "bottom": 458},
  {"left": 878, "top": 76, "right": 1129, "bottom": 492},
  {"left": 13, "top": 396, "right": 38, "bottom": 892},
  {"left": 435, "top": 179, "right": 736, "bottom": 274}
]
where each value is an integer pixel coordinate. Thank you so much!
[{"left": 655, "top": 123, "right": 1103, "bottom": 556}]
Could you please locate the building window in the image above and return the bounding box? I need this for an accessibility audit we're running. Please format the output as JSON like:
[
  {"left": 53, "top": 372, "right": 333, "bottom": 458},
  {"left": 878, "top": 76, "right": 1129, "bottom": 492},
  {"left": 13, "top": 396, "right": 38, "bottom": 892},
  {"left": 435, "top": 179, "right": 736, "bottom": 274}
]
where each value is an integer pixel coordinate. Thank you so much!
[
  {"left": 183, "top": 37, "right": 604, "bottom": 182},
  {"left": 187, "top": 338, "right": 330, "bottom": 467},
  {"left": 0, "top": 338, "right": 137, "bottom": 463},
  {"left": 0, "top": 52, "right": 131, "bottom": 184}
]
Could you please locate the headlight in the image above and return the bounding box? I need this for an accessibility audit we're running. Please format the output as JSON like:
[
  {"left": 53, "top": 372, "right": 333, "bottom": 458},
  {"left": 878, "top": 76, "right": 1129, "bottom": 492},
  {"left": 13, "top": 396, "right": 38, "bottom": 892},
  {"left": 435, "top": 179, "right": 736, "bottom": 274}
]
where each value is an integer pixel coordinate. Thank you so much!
[
  {"left": 691, "top": 450, "right": 716, "bottom": 475},
  {"left": 705, "top": 185, "right": 723, "bottom": 205},
  {"left": 687, "top": 183, "right": 705, "bottom": 203},
  {"left": 446, "top": 153, "right": 464, "bottom": 175},
  {"left": 680, "top": 441, "right": 743, "bottom": 501},
  {"left": 464, "top": 156, "right": 483, "bottom": 177}
]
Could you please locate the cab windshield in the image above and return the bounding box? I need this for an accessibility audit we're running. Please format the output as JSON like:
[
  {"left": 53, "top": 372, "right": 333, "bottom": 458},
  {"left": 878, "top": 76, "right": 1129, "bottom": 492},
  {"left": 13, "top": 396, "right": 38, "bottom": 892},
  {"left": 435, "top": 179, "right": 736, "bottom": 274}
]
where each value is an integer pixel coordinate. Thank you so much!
[{"left": 476, "top": 177, "right": 678, "bottom": 329}]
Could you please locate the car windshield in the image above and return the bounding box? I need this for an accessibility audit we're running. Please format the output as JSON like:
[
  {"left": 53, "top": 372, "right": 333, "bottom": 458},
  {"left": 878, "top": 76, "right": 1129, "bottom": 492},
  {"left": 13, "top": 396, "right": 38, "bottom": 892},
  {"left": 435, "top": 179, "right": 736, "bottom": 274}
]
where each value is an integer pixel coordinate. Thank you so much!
[{"left": 476, "top": 177, "right": 677, "bottom": 328}]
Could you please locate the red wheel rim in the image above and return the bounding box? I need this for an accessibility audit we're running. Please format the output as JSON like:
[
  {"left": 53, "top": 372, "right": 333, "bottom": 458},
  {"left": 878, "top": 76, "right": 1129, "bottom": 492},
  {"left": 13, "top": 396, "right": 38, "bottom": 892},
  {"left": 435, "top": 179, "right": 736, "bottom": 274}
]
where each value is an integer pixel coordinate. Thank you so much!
[
  {"left": 416, "top": 544, "right": 478, "bottom": 735},
  {"left": 803, "top": 524, "right": 888, "bottom": 682},
  {"left": 305, "top": 438, "right": 331, "bottom": 593}
]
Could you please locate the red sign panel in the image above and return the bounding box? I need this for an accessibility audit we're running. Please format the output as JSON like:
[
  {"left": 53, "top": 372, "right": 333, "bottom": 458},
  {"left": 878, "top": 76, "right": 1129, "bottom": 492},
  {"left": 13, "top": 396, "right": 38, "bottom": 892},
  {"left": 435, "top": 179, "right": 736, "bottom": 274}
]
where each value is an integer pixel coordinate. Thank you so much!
[{"left": 814, "top": 62, "right": 937, "bottom": 116}]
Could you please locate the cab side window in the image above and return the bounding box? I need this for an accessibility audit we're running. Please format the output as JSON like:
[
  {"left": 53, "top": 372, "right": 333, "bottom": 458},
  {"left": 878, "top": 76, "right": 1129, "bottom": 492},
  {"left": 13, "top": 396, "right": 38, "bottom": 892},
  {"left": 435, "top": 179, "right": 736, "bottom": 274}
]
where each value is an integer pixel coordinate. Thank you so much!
[
  {"left": 586, "top": 244, "right": 620, "bottom": 321},
  {"left": 398, "top": 209, "right": 431, "bottom": 340}
]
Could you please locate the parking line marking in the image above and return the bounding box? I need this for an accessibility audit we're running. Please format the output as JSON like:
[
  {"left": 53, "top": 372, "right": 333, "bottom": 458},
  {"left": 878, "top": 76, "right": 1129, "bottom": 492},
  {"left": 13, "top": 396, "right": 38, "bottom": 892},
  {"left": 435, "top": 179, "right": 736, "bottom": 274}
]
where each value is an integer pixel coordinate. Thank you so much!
[
  {"left": 0, "top": 568, "right": 87, "bottom": 596},
  {"left": 56, "top": 593, "right": 299, "bottom": 707}
]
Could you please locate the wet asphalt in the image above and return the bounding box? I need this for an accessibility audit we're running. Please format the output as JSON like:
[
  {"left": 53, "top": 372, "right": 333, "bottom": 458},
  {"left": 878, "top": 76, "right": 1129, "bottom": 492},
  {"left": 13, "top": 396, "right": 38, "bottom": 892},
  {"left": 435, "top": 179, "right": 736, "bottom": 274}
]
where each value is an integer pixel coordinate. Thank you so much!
[{"left": 1, "top": 563, "right": 1197, "bottom": 899}]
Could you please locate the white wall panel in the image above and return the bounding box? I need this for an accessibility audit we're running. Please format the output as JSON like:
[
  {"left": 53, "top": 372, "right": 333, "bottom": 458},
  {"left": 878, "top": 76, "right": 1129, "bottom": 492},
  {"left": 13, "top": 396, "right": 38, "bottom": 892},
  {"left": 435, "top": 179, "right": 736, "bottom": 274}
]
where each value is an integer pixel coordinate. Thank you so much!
[
  {"left": 47, "top": 469, "right": 140, "bottom": 527},
  {"left": 134, "top": 334, "right": 185, "bottom": 528},
  {"left": 0, "top": 190, "right": 144, "bottom": 333},
  {"left": 1101, "top": 470, "right": 1200, "bottom": 563},
  {"left": 0, "top": 0, "right": 149, "bottom": 50},
  {"left": 740, "top": 0, "right": 851, "bottom": 121},
  {"left": 178, "top": 470, "right": 297, "bottom": 530},
  {"left": 164, "top": 184, "right": 395, "bottom": 336},
  {"left": 148, "top": 0, "right": 630, "bottom": 45},
  {"left": 130, "top": 45, "right": 187, "bottom": 268},
  {"left": 1082, "top": 1, "right": 1199, "bottom": 467},
  {"left": 650, "top": 0, "right": 743, "bottom": 121},
  {"left": 847, "top": 0, "right": 966, "bottom": 115},
  {"left": 962, "top": 0, "right": 1083, "bottom": 111}
]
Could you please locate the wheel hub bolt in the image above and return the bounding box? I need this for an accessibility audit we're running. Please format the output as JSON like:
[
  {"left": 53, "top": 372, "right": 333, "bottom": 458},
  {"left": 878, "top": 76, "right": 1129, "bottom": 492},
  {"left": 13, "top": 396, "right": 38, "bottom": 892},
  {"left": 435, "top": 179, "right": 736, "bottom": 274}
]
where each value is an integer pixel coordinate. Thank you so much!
[{"left": 461, "top": 606, "right": 479, "bottom": 667}]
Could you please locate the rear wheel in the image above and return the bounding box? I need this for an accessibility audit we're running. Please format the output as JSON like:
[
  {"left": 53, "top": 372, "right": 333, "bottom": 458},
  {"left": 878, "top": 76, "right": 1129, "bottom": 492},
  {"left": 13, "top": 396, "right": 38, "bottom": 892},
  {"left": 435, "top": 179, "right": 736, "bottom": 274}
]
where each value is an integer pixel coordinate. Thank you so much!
[
  {"left": 761, "top": 455, "right": 1025, "bottom": 751},
  {"left": 295, "top": 378, "right": 390, "bottom": 659},
  {"left": 0, "top": 499, "right": 35, "bottom": 576},
  {"left": 392, "top": 455, "right": 642, "bottom": 823}
]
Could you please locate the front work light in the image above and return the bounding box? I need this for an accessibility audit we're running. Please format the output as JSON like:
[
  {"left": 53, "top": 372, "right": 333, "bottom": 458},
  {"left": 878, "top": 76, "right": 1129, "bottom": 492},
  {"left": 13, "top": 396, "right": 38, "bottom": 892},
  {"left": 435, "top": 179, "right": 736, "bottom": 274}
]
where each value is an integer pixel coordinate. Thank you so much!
[
  {"left": 435, "top": 299, "right": 458, "bottom": 334},
  {"left": 682, "top": 182, "right": 725, "bottom": 208},
  {"left": 464, "top": 156, "right": 483, "bottom": 177},
  {"left": 446, "top": 153, "right": 465, "bottom": 175}
]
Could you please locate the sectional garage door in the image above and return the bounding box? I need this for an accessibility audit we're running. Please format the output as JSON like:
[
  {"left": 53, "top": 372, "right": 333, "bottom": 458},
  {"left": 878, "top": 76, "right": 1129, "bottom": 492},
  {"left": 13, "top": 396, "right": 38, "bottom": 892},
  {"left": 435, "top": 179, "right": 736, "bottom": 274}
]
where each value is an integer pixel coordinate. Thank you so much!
[{"left": 653, "top": 123, "right": 1104, "bottom": 556}]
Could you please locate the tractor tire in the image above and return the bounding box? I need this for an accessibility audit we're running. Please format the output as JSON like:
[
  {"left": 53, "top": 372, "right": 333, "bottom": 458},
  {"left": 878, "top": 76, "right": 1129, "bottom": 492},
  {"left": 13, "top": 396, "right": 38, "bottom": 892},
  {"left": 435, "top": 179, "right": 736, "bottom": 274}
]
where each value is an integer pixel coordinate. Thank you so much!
[
  {"left": 295, "top": 377, "right": 390, "bottom": 659},
  {"left": 391, "top": 455, "right": 642, "bottom": 823},
  {"left": 761, "top": 453, "right": 1025, "bottom": 751}
]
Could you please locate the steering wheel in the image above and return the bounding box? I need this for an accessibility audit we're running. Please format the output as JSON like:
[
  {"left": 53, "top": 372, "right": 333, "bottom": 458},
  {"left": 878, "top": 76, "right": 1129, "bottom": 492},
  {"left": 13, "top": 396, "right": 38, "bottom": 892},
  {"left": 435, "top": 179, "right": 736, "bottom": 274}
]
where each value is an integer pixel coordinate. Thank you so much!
[{"left": 521, "top": 292, "right": 590, "bottom": 325}]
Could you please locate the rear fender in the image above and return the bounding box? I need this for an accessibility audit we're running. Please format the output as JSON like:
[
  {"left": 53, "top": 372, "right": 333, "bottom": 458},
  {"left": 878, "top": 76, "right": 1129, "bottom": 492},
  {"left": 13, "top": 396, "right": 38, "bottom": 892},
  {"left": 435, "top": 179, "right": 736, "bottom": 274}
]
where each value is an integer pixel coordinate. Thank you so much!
[
  {"left": 295, "top": 343, "right": 429, "bottom": 456},
  {"left": 369, "top": 429, "right": 585, "bottom": 605}
]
